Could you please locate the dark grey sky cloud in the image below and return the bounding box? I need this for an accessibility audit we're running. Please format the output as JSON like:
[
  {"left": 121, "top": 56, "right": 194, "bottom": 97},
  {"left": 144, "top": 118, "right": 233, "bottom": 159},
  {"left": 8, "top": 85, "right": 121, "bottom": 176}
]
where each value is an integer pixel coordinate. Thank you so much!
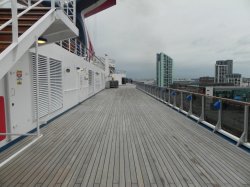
[{"left": 86, "top": 0, "right": 250, "bottom": 79}]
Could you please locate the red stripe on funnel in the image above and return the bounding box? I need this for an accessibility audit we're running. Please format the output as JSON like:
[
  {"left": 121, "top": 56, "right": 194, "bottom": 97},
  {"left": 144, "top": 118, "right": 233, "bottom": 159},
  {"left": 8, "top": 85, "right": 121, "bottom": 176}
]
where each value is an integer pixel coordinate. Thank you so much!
[{"left": 84, "top": 0, "right": 116, "bottom": 18}]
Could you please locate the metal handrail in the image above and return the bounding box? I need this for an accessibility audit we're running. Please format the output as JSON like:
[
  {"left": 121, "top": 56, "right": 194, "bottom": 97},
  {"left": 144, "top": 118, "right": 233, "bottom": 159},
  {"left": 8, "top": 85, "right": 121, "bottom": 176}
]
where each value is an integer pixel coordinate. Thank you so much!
[
  {"left": 168, "top": 88, "right": 250, "bottom": 106},
  {"left": 56, "top": 37, "right": 105, "bottom": 70},
  {"left": 0, "top": 0, "right": 75, "bottom": 43},
  {"left": 135, "top": 82, "right": 250, "bottom": 148}
]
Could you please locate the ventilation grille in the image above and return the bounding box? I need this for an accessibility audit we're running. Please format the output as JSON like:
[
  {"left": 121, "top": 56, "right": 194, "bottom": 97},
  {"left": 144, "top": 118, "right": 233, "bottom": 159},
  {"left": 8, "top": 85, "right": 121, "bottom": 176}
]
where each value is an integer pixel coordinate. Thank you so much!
[
  {"left": 50, "top": 58, "right": 63, "bottom": 113},
  {"left": 88, "top": 70, "right": 94, "bottom": 94},
  {"left": 95, "top": 73, "right": 100, "bottom": 90},
  {"left": 32, "top": 53, "right": 63, "bottom": 120},
  {"left": 88, "top": 70, "right": 93, "bottom": 86}
]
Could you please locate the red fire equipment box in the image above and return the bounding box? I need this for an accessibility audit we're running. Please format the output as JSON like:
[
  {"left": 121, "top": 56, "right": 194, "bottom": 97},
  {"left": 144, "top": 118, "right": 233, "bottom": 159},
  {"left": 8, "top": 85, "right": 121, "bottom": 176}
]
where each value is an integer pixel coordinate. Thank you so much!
[{"left": 0, "top": 96, "right": 6, "bottom": 141}]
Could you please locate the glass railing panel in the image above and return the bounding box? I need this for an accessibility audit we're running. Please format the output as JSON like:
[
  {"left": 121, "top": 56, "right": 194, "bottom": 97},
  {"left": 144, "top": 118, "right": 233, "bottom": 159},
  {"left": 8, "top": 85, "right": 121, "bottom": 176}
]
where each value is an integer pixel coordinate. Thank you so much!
[
  {"left": 159, "top": 88, "right": 163, "bottom": 99},
  {"left": 161, "top": 90, "right": 165, "bottom": 100},
  {"left": 192, "top": 94, "right": 202, "bottom": 117},
  {"left": 182, "top": 92, "right": 190, "bottom": 112},
  {"left": 170, "top": 93, "right": 174, "bottom": 105},
  {"left": 156, "top": 88, "right": 160, "bottom": 98},
  {"left": 152, "top": 87, "right": 155, "bottom": 95},
  {"left": 165, "top": 90, "right": 169, "bottom": 102},
  {"left": 248, "top": 108, "right": 250, "bottom": 142},
  {"left": 204, "top": 97, "right": 217, "bottom": 125},
  {"left": 158, "top": 88, "right": 161, "bottom": 98},
  {"left": 150, "top": 87, "right": 153, "bottom": 95},
  {"left": 162, "top": 89, "right": 166, "bottom": 101},
  {"left": 176, "top": 91, "right": 181, "bottom": 108},
  {"left": 221, "top": 100, "right": 244, "bottom": 138}
]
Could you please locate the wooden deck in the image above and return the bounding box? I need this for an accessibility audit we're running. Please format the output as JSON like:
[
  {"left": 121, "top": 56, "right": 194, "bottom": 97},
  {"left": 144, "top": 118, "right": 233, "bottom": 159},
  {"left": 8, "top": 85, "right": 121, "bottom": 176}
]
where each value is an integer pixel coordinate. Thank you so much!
[{"left": 0, "top": 85, "right": 250, "bottom": 187}]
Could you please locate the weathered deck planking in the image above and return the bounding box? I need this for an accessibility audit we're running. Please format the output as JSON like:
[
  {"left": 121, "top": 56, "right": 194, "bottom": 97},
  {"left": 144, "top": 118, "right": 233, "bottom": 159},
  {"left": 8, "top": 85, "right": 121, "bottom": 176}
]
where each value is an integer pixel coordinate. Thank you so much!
[{"left": 0, "top": 85, "right": 250, "bottom": 187}]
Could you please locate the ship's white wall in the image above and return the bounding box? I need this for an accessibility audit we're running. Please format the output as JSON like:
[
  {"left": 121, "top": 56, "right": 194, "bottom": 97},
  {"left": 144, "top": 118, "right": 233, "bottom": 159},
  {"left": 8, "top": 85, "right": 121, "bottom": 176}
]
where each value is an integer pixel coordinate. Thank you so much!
[
  {"left": 35, "top": 44, "right": 104, "bottom": 110},
  {"left": 112, "top": 73, "right": 126, "bottom": 86},
  {"left": 0, "top": 44, "right": 105, "bottom": 148},
  {"left": 6, "top": 53, "right": 33, "bottom": 135}
]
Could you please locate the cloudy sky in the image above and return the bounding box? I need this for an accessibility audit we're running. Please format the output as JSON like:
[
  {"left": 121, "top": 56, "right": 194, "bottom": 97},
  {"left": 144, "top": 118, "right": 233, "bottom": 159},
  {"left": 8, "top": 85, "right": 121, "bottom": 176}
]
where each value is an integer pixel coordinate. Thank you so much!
[{"left": 85, "top": 0, "right": 250, "bottom": 79}]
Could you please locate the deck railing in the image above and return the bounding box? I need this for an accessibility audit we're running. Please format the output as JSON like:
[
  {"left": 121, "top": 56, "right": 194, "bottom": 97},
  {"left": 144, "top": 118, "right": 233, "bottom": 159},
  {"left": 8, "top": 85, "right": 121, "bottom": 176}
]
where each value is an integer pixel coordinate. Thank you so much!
[
  {"left": 55, "top": 37, "right": 105, "bottom": 70},
  {"left": 135, "top": 82, "right": 250, "bottom": 148}
]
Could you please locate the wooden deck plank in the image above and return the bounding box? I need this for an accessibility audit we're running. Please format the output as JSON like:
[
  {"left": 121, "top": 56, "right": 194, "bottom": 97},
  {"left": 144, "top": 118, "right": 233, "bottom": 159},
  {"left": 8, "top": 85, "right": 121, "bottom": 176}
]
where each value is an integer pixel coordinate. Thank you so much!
[
  {"left": 0, "top": 85, "right": 250, "bottom": 187},
  {"left": 146, "top": 103, "right": 249, "bottom": 185}
]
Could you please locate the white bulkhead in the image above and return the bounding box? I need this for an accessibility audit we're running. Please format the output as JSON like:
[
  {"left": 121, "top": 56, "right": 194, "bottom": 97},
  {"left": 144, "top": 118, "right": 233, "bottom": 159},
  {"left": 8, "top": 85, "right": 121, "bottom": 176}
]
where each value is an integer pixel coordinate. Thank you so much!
[{"left": 0, "top": 43, "right": 106, "bottom": 148}]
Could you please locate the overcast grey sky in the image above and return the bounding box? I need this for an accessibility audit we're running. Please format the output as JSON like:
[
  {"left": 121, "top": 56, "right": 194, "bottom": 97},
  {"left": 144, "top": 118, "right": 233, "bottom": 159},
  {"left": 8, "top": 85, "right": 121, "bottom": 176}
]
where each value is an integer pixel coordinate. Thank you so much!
[{"left": 85, "top": 0, "right": 250, "bottom": 79}]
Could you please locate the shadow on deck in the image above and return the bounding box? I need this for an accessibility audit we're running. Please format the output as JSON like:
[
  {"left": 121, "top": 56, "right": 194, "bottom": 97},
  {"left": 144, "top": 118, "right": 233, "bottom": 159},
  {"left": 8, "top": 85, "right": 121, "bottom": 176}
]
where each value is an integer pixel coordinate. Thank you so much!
[{"left": 0, "top": 85, "right": 250, "bottom": 187}]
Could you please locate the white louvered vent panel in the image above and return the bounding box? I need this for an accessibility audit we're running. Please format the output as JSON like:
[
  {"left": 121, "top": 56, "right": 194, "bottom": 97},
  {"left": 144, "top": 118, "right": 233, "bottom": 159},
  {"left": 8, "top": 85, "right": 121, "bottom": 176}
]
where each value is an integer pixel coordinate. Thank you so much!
[
  {"left": 88, "top": 70, "right": 92, "bottom": 86},
  {"left": 32, "top": 54, "right": 37, "bottom": 120},
  {"left": 49, "top": 58, "right": 63, "bottom": 113},
  {"left": 88, "top": 70, "right": 94, "bottom": 93},
  {"left": 32, "top": 53, "right": 49, "bottom": 120},
  {"left": 95, "top": 73, "right": 100, "bottom": 90}
]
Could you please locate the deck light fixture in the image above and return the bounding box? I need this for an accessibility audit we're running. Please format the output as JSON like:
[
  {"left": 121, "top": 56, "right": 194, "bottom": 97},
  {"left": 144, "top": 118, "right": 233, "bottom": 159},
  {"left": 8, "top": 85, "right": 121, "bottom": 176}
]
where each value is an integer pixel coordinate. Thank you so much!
[{"left": 37, "top": 37, "right": 47, "bottom": 44}]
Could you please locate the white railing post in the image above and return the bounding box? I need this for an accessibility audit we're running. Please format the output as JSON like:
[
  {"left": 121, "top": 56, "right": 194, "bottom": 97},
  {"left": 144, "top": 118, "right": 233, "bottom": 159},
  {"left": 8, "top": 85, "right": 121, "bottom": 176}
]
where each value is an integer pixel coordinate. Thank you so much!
[
  {"left": 73, "top": 0, "right": 76, "bottom": 24},
  {"left": 237, "top": 105, "right": 249, "bottom": 146},
  {"left": 199, "top": 96, "right": 205, "bottom": 122},
  {"left": 51, "top": 0, "right": 55, "bottom": 9},
  {"left": 244, "top": 105, "right": 249, "bottom": 142},
  {"left": 75, "top": 38, "right": 77, "bottom": 54},
  {"left": 60, "top": 0, "right": 64, "bottom": 9},
  {"left": 28, "top": 0, "right": 31, "bottom": 7},
  {"left": 173, "top": 94, "right": 176, "bottom": 107},
  {"left": 180, "top": 92, "right": 183, "bottom": 110},
  {"left": 188, "top": 95, "right": 192, "bottom": 115},
  {"left": 11, "top": 0, "right": 18, "bottom": 43},
  {"left": 68, "top": 39, "right": 71, "bottom": 52},
  {"left": 214, "top": 99, "right": 222, "bottom": 132}
]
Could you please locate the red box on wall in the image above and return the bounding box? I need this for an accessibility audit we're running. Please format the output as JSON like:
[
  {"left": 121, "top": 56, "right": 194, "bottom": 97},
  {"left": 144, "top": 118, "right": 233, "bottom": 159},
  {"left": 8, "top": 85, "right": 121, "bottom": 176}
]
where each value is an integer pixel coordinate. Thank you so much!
[{"left": 0, "top": 96, "right": 6, "bottom": 141}]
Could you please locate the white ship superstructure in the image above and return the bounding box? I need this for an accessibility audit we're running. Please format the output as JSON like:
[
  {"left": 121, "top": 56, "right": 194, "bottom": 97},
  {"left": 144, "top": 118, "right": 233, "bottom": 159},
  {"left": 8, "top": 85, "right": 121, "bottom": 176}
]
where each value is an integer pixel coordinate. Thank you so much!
[
  {"left": 0, "top": 0, "right": 116, "bottom": 149},
  {"left": 0, "top": 1, "right": 250, "bottom": 186}
]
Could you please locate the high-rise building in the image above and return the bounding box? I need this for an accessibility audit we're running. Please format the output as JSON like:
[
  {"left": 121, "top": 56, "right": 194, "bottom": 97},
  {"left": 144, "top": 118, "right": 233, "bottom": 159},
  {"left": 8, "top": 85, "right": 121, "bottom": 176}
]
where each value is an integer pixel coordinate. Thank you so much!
[
  {"left": 226, "top": 73, "right": 242, "bottom": 86},
  {"left": 156, "top": 52, "right": 173, "bottom": 87},
  {"left": 215, "top": 60, "right": 233, "bottom": 83}
]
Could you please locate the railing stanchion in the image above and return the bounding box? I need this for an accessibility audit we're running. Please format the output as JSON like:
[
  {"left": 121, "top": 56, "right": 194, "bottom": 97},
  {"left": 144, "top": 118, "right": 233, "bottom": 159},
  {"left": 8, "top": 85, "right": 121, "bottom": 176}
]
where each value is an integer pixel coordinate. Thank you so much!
[
  {"left": 214, "top": 99, "right": 222, "bottom": 132},
  {"left": 11, "top": 0, "right": 18, "bottom": 43},
  {"left": 180, "top": 92, "right": 183, "bottom": 110},
  {"left": 188, "top": 94, "right": 192, "bottom": 116},
  {"left": 68, "top": 39, "right": 71, "bottom": 52},
  {"left": 73, "top": 0, "right": 76, "bottom": 24},
  {"left": 199, "top": 96, "right": 205, "bottom": 122},
  {"left": 237, "top": 105, "right": 249, "bottom": 146},
  {"left": 51, "top": 0, "right": 55, "bottom": 9}
]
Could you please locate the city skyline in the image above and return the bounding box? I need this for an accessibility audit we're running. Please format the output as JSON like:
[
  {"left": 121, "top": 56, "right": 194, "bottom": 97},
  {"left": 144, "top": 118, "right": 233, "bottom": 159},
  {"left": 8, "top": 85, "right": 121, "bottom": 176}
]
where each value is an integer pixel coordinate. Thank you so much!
[{"left": 86, "top": 0, "right": 250, "bottom": 79}]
